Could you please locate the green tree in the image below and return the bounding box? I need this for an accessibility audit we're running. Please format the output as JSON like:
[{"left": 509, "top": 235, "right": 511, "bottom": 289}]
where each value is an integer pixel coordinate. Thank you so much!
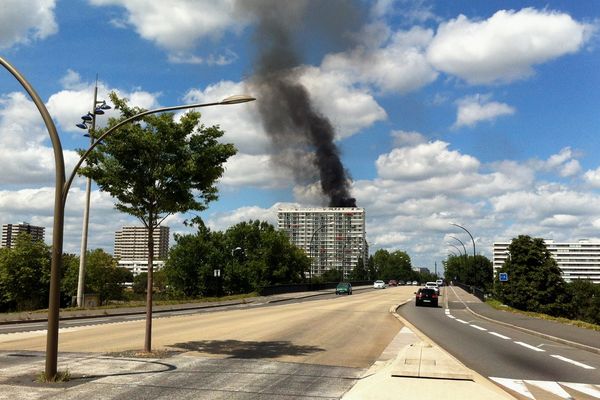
[
  {"left": 60, "top": 253, "right": 80, "bottom": 307},
  {"left": 372, "top": 249, "right": 412, "bottom": 281},
  {"left": 444, "top": 254, "right": 492, "bottom": 289},
  {"left": 496, "top": 235, "right": 568, "bottom": 315},
  {"left": 80, "top": 93, "right": 236, "bottom": 352},
  {"left": 320, "top": 268, "right": 343, "bottom": 282},
  {"left": 565, "top": 279, "right": 600, "bottom": 324},
  {"left": 85, "top": 249, "right": 133, "bottom": 305},
  {"left": 350, "top": 257, "right": 368, "bottom": 280},
  {"left": 0, "top": 233, "right": 51, "bottom": 311}
]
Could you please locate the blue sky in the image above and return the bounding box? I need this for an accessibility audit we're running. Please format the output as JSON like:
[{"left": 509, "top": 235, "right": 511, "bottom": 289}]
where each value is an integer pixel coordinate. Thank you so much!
[{"left": 1, "top": 0, "right": 599, "bottom": 270}]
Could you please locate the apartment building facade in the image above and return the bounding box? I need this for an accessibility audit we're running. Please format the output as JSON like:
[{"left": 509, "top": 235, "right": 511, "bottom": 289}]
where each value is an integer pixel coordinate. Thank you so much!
[
  {"left": 493, "top": 240, "right": 600, "bottom": 283},
  {"left": 277, "top": 207, "right": 367, "bottom": 279},
  {"left": 1, "top": 222, "right": 45, "bottom": 248},
  {"left": 114, "top": 226, "right": 170, "bottom": 276}
]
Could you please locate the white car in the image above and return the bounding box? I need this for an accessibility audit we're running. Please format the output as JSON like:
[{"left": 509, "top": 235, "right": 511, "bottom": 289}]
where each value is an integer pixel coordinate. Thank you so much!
[
  {"left": 425, "top": 281, "right": 440, "bottom": 294},
  {"left": 373, "top": 280, "right": 386, "bottom": 289}
]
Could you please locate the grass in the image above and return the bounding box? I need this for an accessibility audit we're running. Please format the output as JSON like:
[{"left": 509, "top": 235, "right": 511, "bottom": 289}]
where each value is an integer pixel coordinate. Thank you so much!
[
  {"left": 485, "top": 298, "right": 600, "bottom": 332},
  {"left": 37, "top": 369, "right": 71, "bottom": 383}
]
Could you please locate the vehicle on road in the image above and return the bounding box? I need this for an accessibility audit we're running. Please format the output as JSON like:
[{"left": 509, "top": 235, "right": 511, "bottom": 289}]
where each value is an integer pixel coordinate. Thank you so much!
[
  {"left": 388, "top": 279, "right": 397, "bottom": 286},
  {"left": 335, "top": 282, "right": 352, "bottom": 295},
  {"left": 436, "top": 279, "right": 444, "bottom": 287},
  {"left": 373, "top": 280, "right": 386, "bottom": 289},
  {"left": 411, "top": 280, "right": 418, "bottom": 285},
  {"left": 425, "top": 281, "right": 440, "bottom": 294},
  {"left": 415, "top": 288, "right": 438, "bottom": 307},
  {"left": 398, "top": 280, "right": 405, "bottom": 285}
]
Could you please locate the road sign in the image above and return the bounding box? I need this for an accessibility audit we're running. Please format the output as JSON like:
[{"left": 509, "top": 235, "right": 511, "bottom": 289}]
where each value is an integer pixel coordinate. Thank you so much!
[{"left": 499, "top": 272, "right": 508, "bottom": 282}]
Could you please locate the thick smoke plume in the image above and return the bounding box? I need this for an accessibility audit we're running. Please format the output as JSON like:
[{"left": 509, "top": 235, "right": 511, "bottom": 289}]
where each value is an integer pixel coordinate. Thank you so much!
[{"left": 238, "top": 0, "right": 361, "bottom": 207}]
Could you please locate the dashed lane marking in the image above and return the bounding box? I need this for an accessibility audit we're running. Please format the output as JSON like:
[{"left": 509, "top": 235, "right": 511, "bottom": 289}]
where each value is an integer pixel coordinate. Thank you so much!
[
  {"left": 455, "top": 318, "right": 469, "bottom": 324},
  {"left": 551, "top": 354, "right": 596, "bottom": 370},
  {"left": 488, "top": 331, "right": 511, "bottom": 340},
  {"left": 470, "top": 324, "right": 487, "bottom": 331},
  {"left": 515, "top": 341, "right": 545, "bottom": 352}
]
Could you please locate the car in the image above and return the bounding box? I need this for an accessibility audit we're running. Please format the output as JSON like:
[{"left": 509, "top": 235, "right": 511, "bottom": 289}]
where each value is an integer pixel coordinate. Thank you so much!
[
  {"left": 335, "top": 282, "right": 352, "bottom": 295},
  {"left": 398, "top": 280, "right": 405, "bottom": 286},
  {"left": 373, "top": 280, "right": 386, "bottom": 289},
  {"left": 412, "top": 280, "right": 418, "bottom": 285},
  {"left": 388, "top": 279, "right": 397, "bottom": 287},
  {"left": 425, "top": 281, "right": 440, "bottom": 294},
  {"left": 436, "top": 279, "right": 444, "bottom": 287},
  {"left": 415, "top": 288, "right": 439, "bottom": 307}
]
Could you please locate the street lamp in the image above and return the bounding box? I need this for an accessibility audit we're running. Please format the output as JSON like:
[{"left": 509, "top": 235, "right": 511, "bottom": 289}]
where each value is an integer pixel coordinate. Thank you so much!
[
  {"left": 1, "top": 53, "right": 256, "bottom": 380},
  {"left": 308, "top": 221, "right": 333, "bottom": 283},
  {"left": 449, "top": 223, "right": 476, "bottom": 258},
  {"left": 74, "top": 78, "right": 111, "bottom": 308}
]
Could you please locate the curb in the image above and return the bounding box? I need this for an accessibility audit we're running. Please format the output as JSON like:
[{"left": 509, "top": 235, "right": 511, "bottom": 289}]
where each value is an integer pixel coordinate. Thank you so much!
[{"left": 449, "top": 286, "right": 600, "bottom": 356}]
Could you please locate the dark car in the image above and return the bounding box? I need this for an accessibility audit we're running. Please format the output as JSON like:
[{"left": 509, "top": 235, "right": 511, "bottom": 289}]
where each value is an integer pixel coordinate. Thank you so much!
[
  {"left": 388, "top": 279, "right": 398, "bottom": 287},
  {"left": 415, "top": 288, "right": 438, "bottom": 307},
  {"left": 335, "top": 282, "right": 352, "bottom": 295}
]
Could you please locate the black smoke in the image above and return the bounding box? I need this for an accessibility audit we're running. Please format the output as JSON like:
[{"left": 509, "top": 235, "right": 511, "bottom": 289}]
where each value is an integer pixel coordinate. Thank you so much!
[{"left": 238, "top": 0, "right": 362, "bottom": 208}]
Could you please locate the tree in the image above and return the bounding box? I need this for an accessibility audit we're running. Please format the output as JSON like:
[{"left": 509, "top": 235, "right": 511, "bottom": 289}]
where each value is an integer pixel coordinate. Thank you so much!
[
  {"left": 565, "top": 279, "right": 600, "bottom": 324},
  {"left": 0, "top": 233, "right": 51, "bottom": 311},
  {"left": 350, "top": 257, "right": 367, "bottom": 281},
  {"left": 372, "top": 249, "right": 412, "bottom": 281},
  {"left": 79, "top": 93, "right": 237, "bottom": 352},
  {"left": 85, "top": 249, "right": 133, "bottom": 305},
  {"left": 496, "top": 235, "right": 568, "bottom": 315},
  {"left": 60, "top": 253, "right": 80, "bottom": 307},
  {"left": 444, "top": 254, "right": 492, "bottom": 289}
]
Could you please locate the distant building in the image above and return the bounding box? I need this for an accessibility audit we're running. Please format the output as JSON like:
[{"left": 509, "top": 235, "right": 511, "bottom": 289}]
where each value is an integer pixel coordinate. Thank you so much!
[
  {"left": 493, "top": 240, "right": 600, "bottom": 283},
  {"left": 413, "top": 267, "right": 430, "bottom": 274},
  {"left": 114, "top": 226, "right": 169, "bottom": 276},
  {"left": 1, "top": 222, "right": 45, "bottom": 248},
  {"left": 277, "top": 207, "right": 367, "bottom": 279}
]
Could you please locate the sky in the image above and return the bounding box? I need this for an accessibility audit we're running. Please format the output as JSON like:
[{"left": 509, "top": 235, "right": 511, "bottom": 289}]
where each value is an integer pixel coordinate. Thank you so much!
[{"left": 1, "top": 0, "right": 599, "bottom": 271}]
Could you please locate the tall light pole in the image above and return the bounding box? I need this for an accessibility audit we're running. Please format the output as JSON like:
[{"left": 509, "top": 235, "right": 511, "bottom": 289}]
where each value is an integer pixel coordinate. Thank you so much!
[
  {"left": 1, "top": 54, "right": 255, "bottom": 380},
  {"left": 74, "top": 78, "right": 111, "bottom": 308},
  {"left": 450, "top": 223, "right": 476, "bottom": 258},
  {"left": 308, "top": 222, "right": 333, "bottom": 283}
]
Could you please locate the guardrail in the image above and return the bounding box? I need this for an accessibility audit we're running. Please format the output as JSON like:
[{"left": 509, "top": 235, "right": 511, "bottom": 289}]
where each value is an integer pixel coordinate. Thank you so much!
[{"left": 452, "top": 281, "right": 488, "bottom": 301}]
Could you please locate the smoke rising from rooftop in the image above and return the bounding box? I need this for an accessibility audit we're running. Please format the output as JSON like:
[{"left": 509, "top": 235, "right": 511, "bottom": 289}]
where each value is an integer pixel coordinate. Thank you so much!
[{"left": 239, "top": 0, "right": 362, "bottom": 207}]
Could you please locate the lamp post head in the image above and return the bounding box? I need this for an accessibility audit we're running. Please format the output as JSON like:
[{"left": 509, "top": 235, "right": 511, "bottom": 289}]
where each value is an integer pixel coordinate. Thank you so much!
[{"left": 220, "top": 95, "right": 256, "bottom": 105}]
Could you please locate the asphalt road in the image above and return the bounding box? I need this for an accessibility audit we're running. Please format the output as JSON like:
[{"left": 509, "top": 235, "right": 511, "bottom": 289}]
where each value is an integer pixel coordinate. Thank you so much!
[
  {"left": 397, "top": 286, "right": 600, "bottom": 384},
  {"left": 0, "top": 287, "right": 410, "bottom": 369}
]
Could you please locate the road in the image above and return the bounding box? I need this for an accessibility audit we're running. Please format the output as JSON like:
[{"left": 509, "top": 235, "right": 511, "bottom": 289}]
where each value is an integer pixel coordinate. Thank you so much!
[
  {"left": 0, "top": 288, "right": 409, "bottom": 366},
  {"left": 398, "top": 286, "right": 600, "bottom": 399}
]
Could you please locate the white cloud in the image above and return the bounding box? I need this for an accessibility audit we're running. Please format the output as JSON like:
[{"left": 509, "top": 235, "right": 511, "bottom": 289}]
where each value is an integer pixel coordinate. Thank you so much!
[
  {"left": 375, "top": 140, "right": 479, "bottom": 181},
  {"left": 220, "top": 154, "right": 288, "bottom": 189},
  {"left": 0, "top": 0, "right": 57, "bottom": 49},
  {"left": 391, "top": 130, "right": 427, "bottom": 147},
  {"left": 454, "top": 94, "right": 515, "bottom": 128},
  {"left": 322, "top": 26, "right": 438, "bottom": 94},
  {"left": 89, "top": 0, "right": 246, "bottom": 62},
  {"left": 427, "top": 8, "right": 595, "bottom": 84},
  {"left": 584, "top": 167, "right": 600, "bottom": 188}
]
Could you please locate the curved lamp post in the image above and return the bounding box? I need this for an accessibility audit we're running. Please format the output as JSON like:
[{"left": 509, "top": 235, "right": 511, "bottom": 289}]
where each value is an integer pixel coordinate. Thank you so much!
[
  {"left": 308, "top": 222, "right": 333, "bottom": 283},
  {"left": 1, "top": 54, "right": 255, "bottom": 379},
  {"left": 450, "top": 223, "right": 476, "bottom": 258},
  {"left": 449, "top": 235, "right": 467, "bottom": 257}
]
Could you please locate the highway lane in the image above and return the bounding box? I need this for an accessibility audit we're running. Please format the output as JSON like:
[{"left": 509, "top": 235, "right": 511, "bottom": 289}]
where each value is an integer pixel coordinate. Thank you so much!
[
  {"left": 0, "top": 286, "right": 411, "bottom": 369},
  {"left": 397, "top": 286, "right": 600, "bottom": 385}
]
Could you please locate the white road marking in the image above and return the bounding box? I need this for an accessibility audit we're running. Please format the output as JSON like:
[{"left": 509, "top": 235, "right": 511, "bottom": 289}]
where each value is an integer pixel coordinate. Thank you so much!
[
  {"left": 455, "top": 318, "right": 469, "bottom": 324},
  {"left": 560, "top": 382, "right": 600, "bottom": 398},
  {"left": 444, "top": 309, "right": 450, "bottom": 315},
  {"left": 470, "top": 324, "right": 487, "bottom": 331},
  {"left": 551, "top": 354, "right": 596, "bottom": 370},
  {"left": 514, "top": 341, "right": 545, "bottom": 352},
  {"left": 399, "top": 327, "right": 413, "bottom": 334},
  {"left": 488, "top": 331, "right": 511, "bottom": 340},
  {"left": 490, "top": 377, "right": 535, "bottom": 399},
  {"left": 525, "top": 380, "right": 575, "bottom": 399},
  {"left": 446, "top": 315, "right": 456, "bottom": 319}
]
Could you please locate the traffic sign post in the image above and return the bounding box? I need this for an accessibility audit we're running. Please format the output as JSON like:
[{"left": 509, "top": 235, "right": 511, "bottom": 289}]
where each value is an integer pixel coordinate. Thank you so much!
[{"left": 499, "top": 272, "right": 508, "bottom": 282}]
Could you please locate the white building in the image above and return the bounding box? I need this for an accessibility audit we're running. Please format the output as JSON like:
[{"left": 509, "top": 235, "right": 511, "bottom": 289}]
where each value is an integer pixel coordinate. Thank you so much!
[
  {"left": 114, "top": 226, "right": 169, "bottom": 276},
  {"left": 493, "top": 240, "right": 600, "bottom": 283},
  {"left": 1, "top": 222, "right": 45, "bottom": 248},
  {"left": 277, "top": 207, "right": 367, "bottom": 279}
]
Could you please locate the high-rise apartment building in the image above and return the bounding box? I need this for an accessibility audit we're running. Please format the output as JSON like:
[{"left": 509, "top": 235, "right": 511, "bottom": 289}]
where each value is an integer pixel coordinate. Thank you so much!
[
  {"left": 114, "top": 226, "right": 169, "bottom": 276},
  {"left": 277, "top": 207, "right": 367, "bottom": 279},
  {"left": 1, "top": 222, "right": 45, "bottom": 248},
  {"left": 493, "top": 240, "right": 600, "bottom": 283}
]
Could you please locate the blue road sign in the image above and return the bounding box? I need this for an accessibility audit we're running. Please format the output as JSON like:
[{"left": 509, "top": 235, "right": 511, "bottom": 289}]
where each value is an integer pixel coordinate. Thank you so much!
[{"left": 499, "top": 272, "right": 508, "bottom": 282}]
